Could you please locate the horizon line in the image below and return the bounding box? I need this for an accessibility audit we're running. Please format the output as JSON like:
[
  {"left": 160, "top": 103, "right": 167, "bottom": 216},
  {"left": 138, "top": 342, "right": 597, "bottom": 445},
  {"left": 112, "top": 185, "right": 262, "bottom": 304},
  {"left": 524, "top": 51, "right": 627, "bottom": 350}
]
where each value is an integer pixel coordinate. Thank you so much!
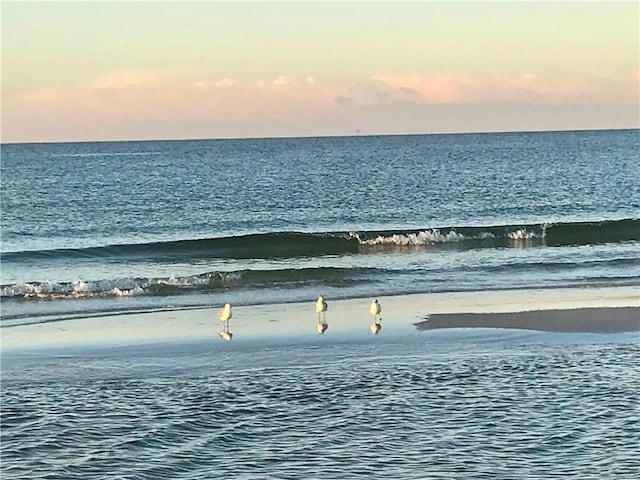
[{"left": 2, "top": 126, "right": 638, "bottom": 146}]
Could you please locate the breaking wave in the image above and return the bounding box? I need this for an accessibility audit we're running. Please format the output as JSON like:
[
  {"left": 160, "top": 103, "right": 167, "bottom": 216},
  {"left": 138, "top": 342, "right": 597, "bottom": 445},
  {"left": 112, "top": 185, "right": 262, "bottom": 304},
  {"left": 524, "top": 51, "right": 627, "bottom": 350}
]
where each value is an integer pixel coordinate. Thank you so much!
[{"left": 0, "top": 267, "right": 373, "bottom": 300}]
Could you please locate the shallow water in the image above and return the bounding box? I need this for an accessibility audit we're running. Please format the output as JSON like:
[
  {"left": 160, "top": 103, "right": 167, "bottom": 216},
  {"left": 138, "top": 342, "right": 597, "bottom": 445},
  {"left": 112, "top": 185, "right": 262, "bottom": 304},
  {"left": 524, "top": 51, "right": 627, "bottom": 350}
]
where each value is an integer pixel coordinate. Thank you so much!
[{"left": 3, "top": 331, "right": 639, "bottom": 479}]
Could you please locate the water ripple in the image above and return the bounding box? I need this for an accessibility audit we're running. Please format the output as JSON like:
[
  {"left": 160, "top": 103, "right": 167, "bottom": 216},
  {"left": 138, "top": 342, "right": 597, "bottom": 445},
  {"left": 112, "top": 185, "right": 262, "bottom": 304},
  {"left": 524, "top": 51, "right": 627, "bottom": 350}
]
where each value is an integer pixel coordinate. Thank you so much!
[{"left": 2, "top": 341, "right": 639, "bottom": 479}]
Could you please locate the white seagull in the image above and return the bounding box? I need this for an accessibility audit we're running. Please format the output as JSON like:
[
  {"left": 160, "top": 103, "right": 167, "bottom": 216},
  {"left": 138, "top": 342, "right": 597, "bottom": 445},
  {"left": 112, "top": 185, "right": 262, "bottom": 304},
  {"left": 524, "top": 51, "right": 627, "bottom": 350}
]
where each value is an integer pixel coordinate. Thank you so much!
[
  {"left": 217, "top": 303, "right": 233, "bottom": 341},
  {"left": 218, "top": 303, "right": 232, "bottom": 322},
  {"left": 369, "top": 298, "right": 382, "bottom": 335},
  {"left": 315, "top": 295, "right": 328, "bottom": 320},
  {"left": 315, "top": 295, "right": 328, "bottom": 334}
]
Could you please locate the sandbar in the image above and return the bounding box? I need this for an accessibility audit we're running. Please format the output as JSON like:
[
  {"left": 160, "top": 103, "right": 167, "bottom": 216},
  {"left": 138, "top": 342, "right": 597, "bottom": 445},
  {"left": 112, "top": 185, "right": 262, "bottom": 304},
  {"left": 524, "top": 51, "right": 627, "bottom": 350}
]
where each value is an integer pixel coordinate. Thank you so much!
[
  {"left": 1, "top": 286, "right": 638, "bottom": 351},
  {"left": 415, "top": 307, "right": 639, "bottom": 333}
]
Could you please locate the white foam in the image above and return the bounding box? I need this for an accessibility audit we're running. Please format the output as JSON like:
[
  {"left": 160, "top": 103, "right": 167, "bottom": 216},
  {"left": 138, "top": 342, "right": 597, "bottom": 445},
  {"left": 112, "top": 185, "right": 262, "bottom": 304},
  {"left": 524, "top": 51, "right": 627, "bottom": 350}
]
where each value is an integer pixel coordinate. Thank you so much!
[
  {"left": 1, "top": 278, "right": 148, "bottom": 300},
  {"left": 507, "top": 229, "right": 542, "bottom": 240},
  {"left": 111, "top": 287, "right": 136, "bottom": 297},
  {"left": 73, "top": 281, "right": 90, "bottom": 294},
  {"left": 352, "top": 229, "right": 469, "bottom": 246},
  {"left": 351, "top": 227, "right": 546, "bottom": 246},
  {"left": 156, "top": 275, "right": 188, "bottom": 286}
]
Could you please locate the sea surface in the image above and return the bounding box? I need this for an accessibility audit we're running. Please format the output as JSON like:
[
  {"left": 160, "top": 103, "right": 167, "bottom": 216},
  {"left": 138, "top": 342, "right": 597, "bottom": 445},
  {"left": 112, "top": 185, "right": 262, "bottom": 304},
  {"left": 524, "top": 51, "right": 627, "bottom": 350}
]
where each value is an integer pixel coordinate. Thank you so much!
[
  {"left": 2, "top": 130, "right": 640, "bottom": 479},
  {"left": 2, "top": 331, "right": 639, "bottom": 479},
  {"left": 1, "top": 129, "right": 639, "bottom": 324}
]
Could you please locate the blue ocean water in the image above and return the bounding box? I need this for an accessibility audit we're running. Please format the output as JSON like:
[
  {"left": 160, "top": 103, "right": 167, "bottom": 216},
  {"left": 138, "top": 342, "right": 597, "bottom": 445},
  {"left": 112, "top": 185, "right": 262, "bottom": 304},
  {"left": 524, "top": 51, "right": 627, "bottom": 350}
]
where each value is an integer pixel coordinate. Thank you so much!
[
  {"left": 2, "top": 130, "right": 640, "bottom": 479},
  {"left": 1, "top": 129, "right": 639, "bottom": 324},
  {"left": 2, "top": 331, "right": 639, "bottom": 479}
]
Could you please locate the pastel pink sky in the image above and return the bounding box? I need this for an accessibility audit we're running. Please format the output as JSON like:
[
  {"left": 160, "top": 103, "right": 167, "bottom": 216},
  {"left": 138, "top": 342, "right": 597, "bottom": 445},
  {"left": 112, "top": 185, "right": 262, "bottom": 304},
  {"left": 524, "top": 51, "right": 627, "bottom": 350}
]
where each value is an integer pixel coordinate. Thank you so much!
[{"left": 2, "top": 2, "right": 638, "bottom": 143}]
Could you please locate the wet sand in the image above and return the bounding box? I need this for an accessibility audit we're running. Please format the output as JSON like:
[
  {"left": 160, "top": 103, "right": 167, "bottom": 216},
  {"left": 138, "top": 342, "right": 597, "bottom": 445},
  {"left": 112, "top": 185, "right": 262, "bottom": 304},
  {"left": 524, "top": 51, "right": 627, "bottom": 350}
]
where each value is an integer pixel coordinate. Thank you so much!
[
  {"left": 415, "top": 306, "right": 640, "bottom": 333},
  {"left": 2, "top": 286, "right": 638, "bottom": 350}
]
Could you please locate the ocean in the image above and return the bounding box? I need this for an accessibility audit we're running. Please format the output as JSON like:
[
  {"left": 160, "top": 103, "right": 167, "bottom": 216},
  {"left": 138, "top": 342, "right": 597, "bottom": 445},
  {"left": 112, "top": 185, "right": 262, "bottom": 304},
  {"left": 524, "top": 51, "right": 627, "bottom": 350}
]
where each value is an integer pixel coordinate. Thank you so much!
[
  {"left": 1, "top": 129, "right": 639, "bottom": 324},
  {"left": 2, "top": 333, "right": 639, "bottom": 479},
  {"left": 2, "top": 129, "right": 640, "bottom": 479}
]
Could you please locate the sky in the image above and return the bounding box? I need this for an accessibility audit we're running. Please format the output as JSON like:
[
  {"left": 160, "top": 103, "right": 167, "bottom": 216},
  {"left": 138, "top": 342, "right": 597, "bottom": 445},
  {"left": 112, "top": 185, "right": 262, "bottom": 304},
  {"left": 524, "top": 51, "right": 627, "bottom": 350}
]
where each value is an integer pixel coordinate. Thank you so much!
[{"left": 2, "top": 1, "right": 639, "bottom": 143}]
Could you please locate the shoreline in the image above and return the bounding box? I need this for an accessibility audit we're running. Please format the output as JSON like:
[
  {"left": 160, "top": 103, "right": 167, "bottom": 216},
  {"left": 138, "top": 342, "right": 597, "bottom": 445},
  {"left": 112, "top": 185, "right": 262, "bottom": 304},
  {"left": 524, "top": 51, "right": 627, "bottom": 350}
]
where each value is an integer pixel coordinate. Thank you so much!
[{"left": 1, "top": 286, "right": 638, "bottom": 351}]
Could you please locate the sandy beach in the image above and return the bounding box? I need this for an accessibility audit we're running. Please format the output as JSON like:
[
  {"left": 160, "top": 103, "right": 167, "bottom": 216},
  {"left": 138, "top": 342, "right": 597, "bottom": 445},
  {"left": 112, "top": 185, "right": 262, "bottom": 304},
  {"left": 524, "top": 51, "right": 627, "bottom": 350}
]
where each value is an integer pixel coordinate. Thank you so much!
[
  {"left": 2, "top": 286, "right": 638, "bottom": 351},
  {"left": 416, "top": 307, "right": 639, "bottom": 333}
]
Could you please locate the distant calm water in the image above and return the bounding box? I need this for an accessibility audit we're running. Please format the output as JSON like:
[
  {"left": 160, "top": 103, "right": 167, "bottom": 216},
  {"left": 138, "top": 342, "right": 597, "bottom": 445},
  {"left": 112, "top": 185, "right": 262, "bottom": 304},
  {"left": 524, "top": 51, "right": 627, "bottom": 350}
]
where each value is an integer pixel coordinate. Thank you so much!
[{"left": 1, "top": 129, "right": 639, "bottom": 324}]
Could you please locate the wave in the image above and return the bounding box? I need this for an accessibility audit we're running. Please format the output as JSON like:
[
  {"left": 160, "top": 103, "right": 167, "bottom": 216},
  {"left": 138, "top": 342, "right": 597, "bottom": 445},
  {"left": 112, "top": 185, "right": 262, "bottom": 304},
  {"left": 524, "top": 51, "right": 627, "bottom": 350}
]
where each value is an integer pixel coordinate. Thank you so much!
[
  {"left": 2, "top": 218, "right": 638, "bottom": 263},
  {"left": 543, "top": 218, "right": 639, "bottom": 247},
  {"left": 0, "top": 267, "right": 373, "bottom": 300}
]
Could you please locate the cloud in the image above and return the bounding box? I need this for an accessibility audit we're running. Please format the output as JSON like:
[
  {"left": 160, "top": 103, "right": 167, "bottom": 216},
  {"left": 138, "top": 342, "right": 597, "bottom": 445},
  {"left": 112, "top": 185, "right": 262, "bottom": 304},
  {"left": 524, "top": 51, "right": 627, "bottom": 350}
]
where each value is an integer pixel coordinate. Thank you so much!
[
  {"left": 272, "top": 76, "right": 295, "bottom": 86},
  {"left": 373, "top": 73, "right": 461, "bottom": 103},
  {"left": 19, "top": 68, "right": 165, "bottom": 110},
  {"left": 372, "top": 72, "right": 639, "bottom": 105},
  {"left": 214, "top": 78, "right": 236, "bottom": 88},
  {"left": 12, "top": 71, "right": 336, "bottom": 128},
  {"left": 6, "top": 69, "right": 637, "bottom": 142}
]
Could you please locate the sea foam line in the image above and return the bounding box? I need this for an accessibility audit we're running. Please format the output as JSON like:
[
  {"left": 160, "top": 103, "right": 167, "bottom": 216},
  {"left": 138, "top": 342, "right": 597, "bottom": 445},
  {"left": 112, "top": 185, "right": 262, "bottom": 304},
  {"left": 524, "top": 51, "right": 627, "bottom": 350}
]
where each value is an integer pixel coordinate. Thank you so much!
[{"left": 351, "top": 228, "right": 543, "bottom": 246}]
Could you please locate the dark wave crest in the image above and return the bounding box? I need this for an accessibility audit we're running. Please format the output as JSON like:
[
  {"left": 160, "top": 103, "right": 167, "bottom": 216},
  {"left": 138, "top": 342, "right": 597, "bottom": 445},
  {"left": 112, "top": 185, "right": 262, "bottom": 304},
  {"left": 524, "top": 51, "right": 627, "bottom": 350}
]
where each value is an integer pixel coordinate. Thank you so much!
[
  {"left": 1, "top": 232, "right": 358, "bottom": 262},
  {"left": 3, "top": 218, "right": 637, "bottom": 263},
  {"left": 544, "top": 218, "right": 639, "bottom": 246}
]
